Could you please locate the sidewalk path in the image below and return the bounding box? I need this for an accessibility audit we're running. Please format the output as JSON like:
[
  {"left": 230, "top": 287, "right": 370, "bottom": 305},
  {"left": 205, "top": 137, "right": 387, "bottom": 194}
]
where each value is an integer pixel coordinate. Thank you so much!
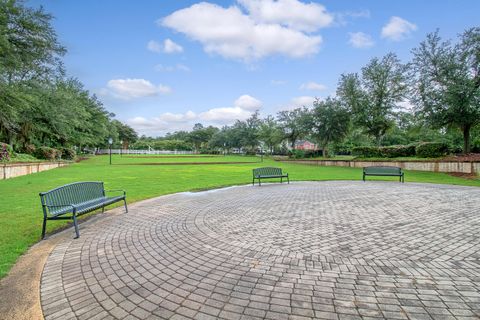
[{"left": 40, "top": 181, "right": 480, "bottom": 320}]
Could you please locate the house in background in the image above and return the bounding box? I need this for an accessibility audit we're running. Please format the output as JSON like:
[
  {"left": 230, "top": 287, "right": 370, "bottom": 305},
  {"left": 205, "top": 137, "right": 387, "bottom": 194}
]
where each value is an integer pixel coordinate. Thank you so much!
[{"left": 294, "top": 140, "right": 318, "bottom": 150}]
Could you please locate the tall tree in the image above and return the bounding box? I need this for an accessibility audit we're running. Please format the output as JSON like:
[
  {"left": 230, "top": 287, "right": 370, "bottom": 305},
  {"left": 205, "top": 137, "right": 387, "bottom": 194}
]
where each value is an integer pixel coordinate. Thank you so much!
[
  {"left": 337, "top": 53, "right": 408, "bottom": 145},
  {"left": 277, "top": 107, "right": 312, "bottom": 148},
  {"left": 113, "top": 120, "right": 138, "bottom": 148},
  {"left": 410, "top": 28, "right": 480, "bottom": 153},
  {"left": 311, "top": 98, "right": 351, "bottom": 157},
  {"left": 258, "top": 115, "right": 283, "bottom": 154}
]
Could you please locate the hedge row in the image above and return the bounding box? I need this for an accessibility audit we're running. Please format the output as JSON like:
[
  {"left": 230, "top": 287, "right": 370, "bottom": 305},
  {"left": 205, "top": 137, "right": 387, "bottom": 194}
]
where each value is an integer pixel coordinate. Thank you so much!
[
  {"left": 32, "top": 146, "right": 76, "bottom": 160},
  {"left": 352, "top": 142, "right": 450, "bottom": 158}
]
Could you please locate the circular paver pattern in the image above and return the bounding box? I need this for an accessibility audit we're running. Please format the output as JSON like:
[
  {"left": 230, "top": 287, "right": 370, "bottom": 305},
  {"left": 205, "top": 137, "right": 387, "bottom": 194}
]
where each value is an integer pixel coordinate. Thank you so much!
[{"left": 41, "top": 181, "right": 480, "bottom": 320}]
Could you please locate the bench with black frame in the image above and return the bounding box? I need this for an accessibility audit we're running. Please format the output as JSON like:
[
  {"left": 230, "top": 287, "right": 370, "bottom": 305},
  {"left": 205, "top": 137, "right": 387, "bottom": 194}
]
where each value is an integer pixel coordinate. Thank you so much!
[
  {"left": 39, "top": 181, "right": 128, "bottom": 239},
  {"left": 363, "top": 166, "right": 404, "bottom": 183},
  {"left": 253, "top": 167, "right": 289, "bottom": 186}
]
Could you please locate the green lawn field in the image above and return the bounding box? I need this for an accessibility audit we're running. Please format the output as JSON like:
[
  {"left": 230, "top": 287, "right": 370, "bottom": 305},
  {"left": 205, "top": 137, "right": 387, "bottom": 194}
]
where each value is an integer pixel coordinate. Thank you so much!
[{"left": 0, "top": 154, "right": 478, "bottom": 278}]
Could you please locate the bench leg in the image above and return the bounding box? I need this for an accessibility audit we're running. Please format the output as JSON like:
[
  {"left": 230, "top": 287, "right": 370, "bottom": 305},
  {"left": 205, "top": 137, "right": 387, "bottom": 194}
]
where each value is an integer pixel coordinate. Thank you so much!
[
  {"left": 41, "top": 217, "right": 47, "bottom": 240},
  {"left": 287, "top": 176, "right": 289, "bottom": 184},
  {"left": 72, "top": 214, "right": 80, "bottom": 239},
  {"left": 252, "top": 178, "right": 255, "bottom": 186},
  {"left": 259, "top": 178, "right": 261, "bottom": 186},
  {"left": 102, "top": 205, "right": 105, "bottom": 213},
  {"left": 280, "top": 177, "right": 283, "bottom": 183},
  {"left": 363, "top": 173, "right": 365, "bottom": 182},
  {"left": 124, "top": 198, "right": 128, "bottom": 213}
]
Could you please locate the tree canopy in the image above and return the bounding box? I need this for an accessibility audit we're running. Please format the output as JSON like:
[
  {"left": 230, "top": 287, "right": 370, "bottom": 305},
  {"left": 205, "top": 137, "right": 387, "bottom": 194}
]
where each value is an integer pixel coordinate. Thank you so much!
[{"left": 410, "top": 28, "right": 480, "bottom": 153}]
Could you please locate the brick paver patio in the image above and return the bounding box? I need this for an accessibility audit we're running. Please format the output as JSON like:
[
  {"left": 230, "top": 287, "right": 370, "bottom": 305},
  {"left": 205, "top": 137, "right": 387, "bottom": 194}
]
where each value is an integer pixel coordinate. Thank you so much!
[{"left": 41, "top": 181, "right": 480, "bottom": 320}]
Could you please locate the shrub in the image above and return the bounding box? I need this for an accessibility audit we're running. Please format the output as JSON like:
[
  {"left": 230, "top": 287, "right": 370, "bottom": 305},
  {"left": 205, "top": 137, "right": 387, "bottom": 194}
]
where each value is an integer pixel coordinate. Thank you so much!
[
  {"left": 35, "top": 147, "right": 62, "bottom": 160},
  {"left": 288, "top": 149, "right": 305, "bottom": 159},
  {"left": 60, "top": 147, "right": 76, "bottom": 160},
  {"left": 415, "top": 142, "right": 450, "bottom": 158},
  {"left": 244, "top": 149, "right": 257, "bottom": 156},
  {"left": 351, "top": 146, "right": 382, "bottom": 158},
  {"left": 24, "top": 144, "right": 36, "bottom": 155},
  {"left": 380, "top": 145, "right": 416, "bottom": 158},
  {"left": 0, "top": 143, "right": 12, "bottom": 161},
  {"left": 304, "top": 150, "right": 322, "bottom": 158}
]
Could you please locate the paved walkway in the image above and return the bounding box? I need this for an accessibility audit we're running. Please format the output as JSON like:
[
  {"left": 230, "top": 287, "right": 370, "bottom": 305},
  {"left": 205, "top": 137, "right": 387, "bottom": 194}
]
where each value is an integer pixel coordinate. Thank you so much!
[{"left": 41, "top": 181, "right": 480, "bottom": 320}]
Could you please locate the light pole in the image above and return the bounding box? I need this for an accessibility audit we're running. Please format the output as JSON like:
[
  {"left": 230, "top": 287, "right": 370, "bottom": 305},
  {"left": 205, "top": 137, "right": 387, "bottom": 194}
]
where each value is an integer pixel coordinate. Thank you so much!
[
  {"left": 120, "top": 140, "right": 123, "bottom": 157},
  {"left": 108, "top": 137, "right": 113, "bottom": 165},
  {"left": 223, "top": 142, "right": 226, "bottom": 156}
]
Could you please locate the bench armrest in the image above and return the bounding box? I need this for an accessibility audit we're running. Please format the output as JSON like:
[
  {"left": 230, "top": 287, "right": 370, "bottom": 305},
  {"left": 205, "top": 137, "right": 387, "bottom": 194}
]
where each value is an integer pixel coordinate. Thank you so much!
[{"left": 104, "top": 189, "right": 126, "bottom": 196}]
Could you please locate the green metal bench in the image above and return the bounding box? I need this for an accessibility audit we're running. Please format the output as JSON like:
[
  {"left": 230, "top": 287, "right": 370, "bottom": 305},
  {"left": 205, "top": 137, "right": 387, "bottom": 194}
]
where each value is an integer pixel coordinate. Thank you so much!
[
  {"left": 40, "top": 181, "right": 127, "bottom": 239},
  {"left": 253, "top": 167, "right": 289, "bottom": 186},
  {"left": 363, "top": 166, "right": 404, "bottom": 183}
]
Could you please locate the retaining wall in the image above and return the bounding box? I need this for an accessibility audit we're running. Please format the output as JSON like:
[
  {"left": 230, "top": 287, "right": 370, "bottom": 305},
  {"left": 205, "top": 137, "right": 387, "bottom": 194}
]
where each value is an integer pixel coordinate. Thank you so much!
[
  {"left": 281, "top": 159, "right": 480, "bottom": 174},
  {"left": 0, "top": 162, "right": 69, "bottom": 180}
]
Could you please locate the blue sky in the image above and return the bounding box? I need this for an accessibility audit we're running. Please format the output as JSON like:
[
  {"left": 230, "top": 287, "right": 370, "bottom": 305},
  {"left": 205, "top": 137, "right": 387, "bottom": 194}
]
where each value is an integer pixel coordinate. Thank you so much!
[{"left": 29, "top": 0, "right": 479, "bottom": 136}]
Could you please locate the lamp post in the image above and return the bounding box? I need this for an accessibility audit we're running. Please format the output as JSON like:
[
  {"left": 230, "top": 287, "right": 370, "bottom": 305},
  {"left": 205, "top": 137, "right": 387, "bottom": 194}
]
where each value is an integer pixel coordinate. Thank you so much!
[
  {"left": 120, "top": 140, "right": 123, "bottom": 157},
  {"left": 108, "top": 137, "right": 113, "bottom": 165},
  {"left": 223, "top": 142, "right": 226, "bottom": 156}
]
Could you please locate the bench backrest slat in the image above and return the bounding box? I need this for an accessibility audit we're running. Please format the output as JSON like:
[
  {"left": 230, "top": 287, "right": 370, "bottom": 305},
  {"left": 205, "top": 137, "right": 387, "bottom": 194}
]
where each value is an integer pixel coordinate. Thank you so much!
[
  {"left": 253, "top": 167, "right": 283, "bottom": 176},
  {"left": 40, "top": 181, "right": 104, "bottom": 206},
  {"left": 363, "top": 166, "right": 402, "bottom": 174}
]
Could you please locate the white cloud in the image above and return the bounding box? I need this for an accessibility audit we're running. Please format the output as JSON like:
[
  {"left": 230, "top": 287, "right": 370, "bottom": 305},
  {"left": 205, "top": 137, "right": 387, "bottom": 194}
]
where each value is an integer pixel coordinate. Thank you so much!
[
  {"left": 237, "top": 0, "right": 333, "bottom": 32},
  {"left": 234, "top": 94, "right": 262, "bottom": 111},
  {"left": 300, "top": 82, "right": 327, "bottom": 91},
  {"left": 199, "top": 107, "right": 252, "bottom": 122},
  {"left": 164, "top": 38, "right": 184, "bottom": 53},
  {"left": 154, "top": 64, "right": 190, "bottom": 72},
  {"left": 397, "top": 100, "right": 414, "bottom": 110},
  {"left": 147, "top": 40, "right": 162, "bottom": 53},
  {"left": 348, "top": 32, "right": 374, "bottom": 48},
  {"left": 160, "top": 2, "right": 323, "bottom": 61},
  {"left": 105, "top": 78, "right": 171, "bottom": 99},
  {"left": 381, "top": 16, "right": 417, "bottom": 41},
  {"left": 147, "top": 39, "right": 183, "bottom": 54},
  {"left": 335, "top": 9, "right": 370, "bottom": 26},
  {"left": 290, "top": 96, "right": 316, "bottom": 108},
  {"left": 271, "top": 80, "right": 286, "bottom": 85},
  {"left": 127, "top": 94, "right": 262, "bottom": 134},
  {"left": 158, "top": 111, "right": 197, "bottom": 122}
]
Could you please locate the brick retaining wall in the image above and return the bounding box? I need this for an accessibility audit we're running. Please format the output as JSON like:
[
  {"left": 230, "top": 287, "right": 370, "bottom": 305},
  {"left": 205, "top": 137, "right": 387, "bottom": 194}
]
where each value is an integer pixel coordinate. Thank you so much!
[
  {"left": 280, "top": 159, "right": 480, "bottom": 174},
  {"left": 0, "top": 162, "right": 69, "bottom": 180}
]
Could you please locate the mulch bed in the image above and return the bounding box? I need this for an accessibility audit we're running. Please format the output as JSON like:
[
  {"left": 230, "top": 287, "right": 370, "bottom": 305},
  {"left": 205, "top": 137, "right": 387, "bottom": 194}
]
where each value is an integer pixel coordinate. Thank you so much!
[{"left": 443, "top": 153, "right": 480, "bottom": 162}]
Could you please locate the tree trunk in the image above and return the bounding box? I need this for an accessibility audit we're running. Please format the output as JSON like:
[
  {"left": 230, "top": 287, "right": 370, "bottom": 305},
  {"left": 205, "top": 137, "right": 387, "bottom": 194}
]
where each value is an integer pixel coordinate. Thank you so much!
[
  {"left": 322, "top": 145, "right": 328, "bottom": 157},
  {"left": 463, "top": 124, "right": 471, "bottom": 154}
]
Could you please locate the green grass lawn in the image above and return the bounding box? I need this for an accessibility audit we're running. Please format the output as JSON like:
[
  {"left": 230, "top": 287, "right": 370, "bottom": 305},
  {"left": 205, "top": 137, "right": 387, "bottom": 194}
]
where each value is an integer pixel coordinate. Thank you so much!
[{"left": 0, "top": 154, "right": 478, "bottom": 278}]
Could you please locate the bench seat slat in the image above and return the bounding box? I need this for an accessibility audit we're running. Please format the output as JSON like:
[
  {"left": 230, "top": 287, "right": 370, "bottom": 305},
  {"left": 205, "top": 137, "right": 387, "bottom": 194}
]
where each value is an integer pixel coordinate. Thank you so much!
[
  {"left": 363, "top": 166, "right": 404, "bottom": 183},
  {"left": 40, "top": 182, "right": 127, "bottom": 239},
  {"left": 252, "top": 167, "right": 289, "bottom": 186}
]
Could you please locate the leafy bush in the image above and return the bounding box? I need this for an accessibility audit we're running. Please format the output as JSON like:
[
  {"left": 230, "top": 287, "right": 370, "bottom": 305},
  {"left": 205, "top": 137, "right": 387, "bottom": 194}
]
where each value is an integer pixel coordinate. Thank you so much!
[
  {"left": 288, "top": 149, "right": 305, "bottom": 159},
  {"left": 380, "top": 145, "right": 416, "bottom": 158},
  {"left": 34, "top": 147, "right": 62, "bottom": 160},
  {"left": 199, "top": 149, "right": 221, "bottom": 155},
  {"left": 351, "top": 146, "right": 382, "bottom": 157},
  {"left": 303, "top": 150, "right": 323, "bottom": 158},
  {"left": 0, "top": 143, "right": 12, "bottom": 161},
  {"left": 415, "top": 142, "right": 450, "bottom": 158},
  {"left": 59, "top": 147, "right": 76, "bottom": 160},
  {"left": 472, "top": 137, "right": 480, "bottom": 153},
  {"left": 23, "top": 144, "right": 36, "bottom": 155}
]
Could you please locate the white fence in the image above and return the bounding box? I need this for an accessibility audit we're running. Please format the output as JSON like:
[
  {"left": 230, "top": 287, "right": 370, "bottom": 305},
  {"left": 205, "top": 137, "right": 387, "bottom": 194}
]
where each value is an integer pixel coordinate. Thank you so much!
[{"left": 96, "top": 149, "right": 196, "bottom": 155}]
